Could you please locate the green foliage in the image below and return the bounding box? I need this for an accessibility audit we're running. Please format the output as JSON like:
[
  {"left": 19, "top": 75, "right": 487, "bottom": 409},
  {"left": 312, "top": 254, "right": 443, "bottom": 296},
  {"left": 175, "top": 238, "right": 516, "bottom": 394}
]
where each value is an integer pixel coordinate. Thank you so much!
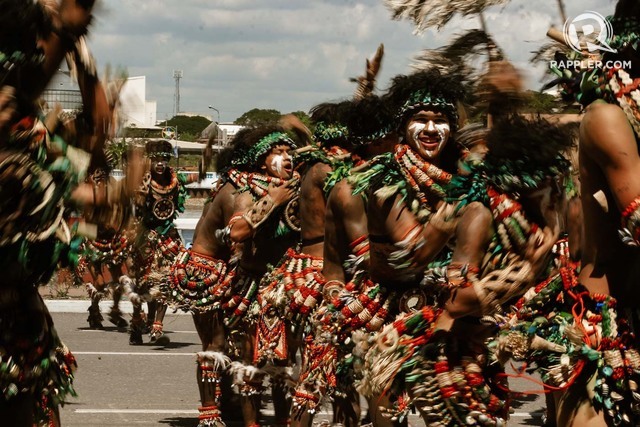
[
  {"left": 521, "top": 91, "right": 558, "bottom": 114},
  {"left": 158, "top": 115, "right": 212, "bottom": 141},
  {"left": 234, "top": 108, "right": 281, "bottom": 126},
  {"left": 290, "top": 110, "right": 313, "bottom": 130}
]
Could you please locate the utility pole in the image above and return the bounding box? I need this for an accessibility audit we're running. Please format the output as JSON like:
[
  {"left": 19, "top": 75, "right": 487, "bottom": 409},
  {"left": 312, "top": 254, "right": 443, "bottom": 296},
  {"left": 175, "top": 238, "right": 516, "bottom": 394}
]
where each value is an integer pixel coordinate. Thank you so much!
[{"left": 173, "top": 70, "right": 183, "bottom": 117}]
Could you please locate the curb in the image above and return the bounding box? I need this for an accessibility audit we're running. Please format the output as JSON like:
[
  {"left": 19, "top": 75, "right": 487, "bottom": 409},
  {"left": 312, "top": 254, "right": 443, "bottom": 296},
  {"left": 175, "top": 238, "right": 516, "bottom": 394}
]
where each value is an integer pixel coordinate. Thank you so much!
[{"left": 45, "top": 299, "right": 189, "bottom": 315}]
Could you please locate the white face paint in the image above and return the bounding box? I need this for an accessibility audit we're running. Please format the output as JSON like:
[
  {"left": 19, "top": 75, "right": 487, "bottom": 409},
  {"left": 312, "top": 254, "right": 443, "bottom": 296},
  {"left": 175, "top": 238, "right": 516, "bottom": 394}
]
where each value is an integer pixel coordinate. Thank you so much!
[
  {"left": 409, "top": 122, "right": 426, "bottom": 145},
  {"left": 407, "top": 120, "right": 451, "bottom": 160},
  {"left": 427, "top": 122, "right": 450, "bottom": 157},
  {"left": 271, "top": 154, "right": 286, "bottom": 177}
]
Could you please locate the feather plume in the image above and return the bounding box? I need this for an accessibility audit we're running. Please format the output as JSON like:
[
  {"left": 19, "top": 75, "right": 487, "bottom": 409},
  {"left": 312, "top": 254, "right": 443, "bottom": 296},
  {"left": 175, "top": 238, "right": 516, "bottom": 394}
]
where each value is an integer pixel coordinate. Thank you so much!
[
  {"left": 352, "top": 43, "right": 385, "bottom": 100},
  {"left": 383, "top": 0, "right": 510, "bottom": 33}
]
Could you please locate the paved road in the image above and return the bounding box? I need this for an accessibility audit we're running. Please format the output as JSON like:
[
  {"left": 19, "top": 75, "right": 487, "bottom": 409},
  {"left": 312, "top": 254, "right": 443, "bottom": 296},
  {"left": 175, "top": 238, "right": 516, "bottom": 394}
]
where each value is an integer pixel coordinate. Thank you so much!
[{"left": 50, "top": 308, "right": 547, "bottom": 426}]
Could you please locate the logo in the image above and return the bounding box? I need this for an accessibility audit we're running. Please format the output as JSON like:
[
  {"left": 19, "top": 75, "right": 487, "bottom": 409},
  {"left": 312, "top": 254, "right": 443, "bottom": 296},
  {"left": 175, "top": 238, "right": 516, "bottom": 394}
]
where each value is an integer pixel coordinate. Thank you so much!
[
  {"left": 162, "top": 126, "right": 176, "bottom": 140},
  {"left": 563, "top": 11, "right": 616, "bottom": 54}
]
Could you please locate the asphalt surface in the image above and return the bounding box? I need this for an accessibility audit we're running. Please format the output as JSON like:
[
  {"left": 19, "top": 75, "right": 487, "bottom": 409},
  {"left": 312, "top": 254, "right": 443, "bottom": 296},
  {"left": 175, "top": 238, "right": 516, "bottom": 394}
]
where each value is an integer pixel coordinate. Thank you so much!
[
  {"left": 52, "top": 204, "right": 549, "bottom": 426},
  {"left": 48, "top": 308, "right": 548, "bottom": 427}
]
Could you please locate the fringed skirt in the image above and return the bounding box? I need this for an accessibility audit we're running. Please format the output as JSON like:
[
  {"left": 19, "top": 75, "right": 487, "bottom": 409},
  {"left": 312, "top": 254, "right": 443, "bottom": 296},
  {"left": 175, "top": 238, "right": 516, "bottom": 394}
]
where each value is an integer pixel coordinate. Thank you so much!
[
  {"left": 168, "top": 248, "right": 231, "bottom": 313},
  {"left": 0, "top": 290, "right": 77, "bottom": 425},
  {"left": 491, "top": 262, "right": 640, "bottom": 426}
]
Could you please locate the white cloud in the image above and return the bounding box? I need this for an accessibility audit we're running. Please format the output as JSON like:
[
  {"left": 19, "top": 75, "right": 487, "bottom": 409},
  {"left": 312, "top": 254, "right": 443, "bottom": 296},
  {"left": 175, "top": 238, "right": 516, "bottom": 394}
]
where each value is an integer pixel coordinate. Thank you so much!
[{"left": 87, "top": 0, "right": 616, "bottom": 122}]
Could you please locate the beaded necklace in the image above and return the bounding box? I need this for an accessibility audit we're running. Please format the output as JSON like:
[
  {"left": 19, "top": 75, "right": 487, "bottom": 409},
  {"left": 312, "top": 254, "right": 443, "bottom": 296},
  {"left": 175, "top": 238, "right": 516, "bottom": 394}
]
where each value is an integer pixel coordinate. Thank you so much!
[
  {"left": 149, "top": 170, "right": 179, "bottom": 196},
  {"left": 394, "top": 144, "right": 452, "bottom": 210},
  {"left": 606, "top": 67, "right": 640, "bottom": 137}
]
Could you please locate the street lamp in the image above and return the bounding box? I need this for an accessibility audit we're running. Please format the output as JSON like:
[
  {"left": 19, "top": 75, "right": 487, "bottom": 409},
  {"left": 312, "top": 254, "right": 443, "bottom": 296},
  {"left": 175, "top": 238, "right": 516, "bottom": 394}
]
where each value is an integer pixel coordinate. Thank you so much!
[{"left": 208, "top": 105, "right": 220, "bottom": 123}]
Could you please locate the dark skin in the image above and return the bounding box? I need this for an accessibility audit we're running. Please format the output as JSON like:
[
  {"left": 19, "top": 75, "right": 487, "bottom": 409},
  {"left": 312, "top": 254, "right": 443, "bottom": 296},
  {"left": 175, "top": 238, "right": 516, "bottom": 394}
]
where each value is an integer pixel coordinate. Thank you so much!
[
  {"left": 188, "top": 181, "right": 240, "bottom": 408},
  {"left": 228, "top": 145, "right": 297, "bottom": 427},
  {"left": 299, "top": 161, "right": 333, "bottom": 257},
  {"left": 302, "top": 137, "right": 394, "bottom": 427},
  {"left": 552, "top": 100, "right": 640, "bottom": 427}
]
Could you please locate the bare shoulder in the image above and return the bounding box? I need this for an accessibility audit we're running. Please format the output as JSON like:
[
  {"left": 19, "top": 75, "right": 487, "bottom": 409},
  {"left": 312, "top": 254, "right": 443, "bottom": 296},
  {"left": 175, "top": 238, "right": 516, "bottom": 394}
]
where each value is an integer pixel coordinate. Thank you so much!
[
  {"left": 580, "top": 101, "right": 637, "bottom": 160},
  {"left": 328, "top": 179, "right": 360, "bottom": 212},
  {"left": 310, "top": 161, "right": 332, "bottom": 185}
]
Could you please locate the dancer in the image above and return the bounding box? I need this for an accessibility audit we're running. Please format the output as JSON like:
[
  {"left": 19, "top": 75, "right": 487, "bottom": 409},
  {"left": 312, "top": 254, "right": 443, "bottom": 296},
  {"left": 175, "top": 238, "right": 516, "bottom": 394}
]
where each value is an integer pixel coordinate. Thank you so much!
[
  {"left": 291, "top": 94, "right": 397, "bottom": 427},
  {"left": 77, "top": 167, "right": 131, "bottom": 330},
  {"left": 496, "top": 3, "right": 640, "bottom": 425},
  {"left": 167, "top": 127, "right": 255, "bottom": 426},
  {"left": 0, "top": 0, "right": 142, "bottom": 424},
  {"left": 223, "top": 125, "right": 299, "bottom": 427},
  {"left": 126, "top": 138, "right": 200, "bottom": 345}
]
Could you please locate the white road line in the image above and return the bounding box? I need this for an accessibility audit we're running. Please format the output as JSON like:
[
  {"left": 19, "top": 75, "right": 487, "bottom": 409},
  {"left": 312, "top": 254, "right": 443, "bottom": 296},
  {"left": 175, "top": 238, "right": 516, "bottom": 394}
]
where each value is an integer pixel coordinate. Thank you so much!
[
  {"left": 75, "top": 409, "right": 198, "bottom": 414},
  {"left": 73, "top": 351, "right": 194, "bottom": 356},
  {"left": 74, "top": 409, "right": 334, "bottom": 416},
  {"left": 79, "top": 329, "right": 197, "bottom": 334}
]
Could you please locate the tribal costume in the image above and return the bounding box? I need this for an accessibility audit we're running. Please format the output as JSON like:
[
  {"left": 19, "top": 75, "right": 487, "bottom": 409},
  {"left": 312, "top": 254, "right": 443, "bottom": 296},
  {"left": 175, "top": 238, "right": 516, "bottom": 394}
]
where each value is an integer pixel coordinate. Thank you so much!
[
  {"left": 128, "top": 140, "right": 188, "bottom": 344},
  {"left": 488, "top": 15, "right": 640, "bottom": 426},
  {"left": 254, "top": 143, "right": 351, "bottom": 368},
  {"left": 76, "top": 169, "right": 132, "bottom": 329},
  {"left": 167, "top": 168, "right": 249, "bottom": 314},
  {"left": 220, "top": 130, "right": 300, "bottom": 418},
  {"left": 0, "top": 114, "right": 87, "bottom": 424},
  {"left": 221, "top": 168, "right": 301, "bottom": 329}
]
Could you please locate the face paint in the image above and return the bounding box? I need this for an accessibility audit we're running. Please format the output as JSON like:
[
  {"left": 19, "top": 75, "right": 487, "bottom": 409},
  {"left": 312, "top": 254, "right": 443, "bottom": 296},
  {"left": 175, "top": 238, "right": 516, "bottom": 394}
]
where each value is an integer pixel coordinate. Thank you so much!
[
  {"left": 271, "top": 154, "right": 286, "bottom": 176},
  {"left": 424, "top": 122, "right": 450, "bottom": 157},
  {"left": 409, "top": 122, "right": 426, "bottom": 145}
]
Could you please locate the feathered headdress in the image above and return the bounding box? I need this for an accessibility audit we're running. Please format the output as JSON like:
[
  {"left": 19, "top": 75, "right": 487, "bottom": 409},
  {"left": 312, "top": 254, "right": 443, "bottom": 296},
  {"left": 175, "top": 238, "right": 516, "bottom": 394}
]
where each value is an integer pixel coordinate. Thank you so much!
[
  {"left": 384, "top": 68, "right": 466, "bottom": 132},
  {"left": 344, "top": 95, "right": 396, "bottom": 145},
  {"left": 309, "top": 101, "right": 353, "bottom": 148}
]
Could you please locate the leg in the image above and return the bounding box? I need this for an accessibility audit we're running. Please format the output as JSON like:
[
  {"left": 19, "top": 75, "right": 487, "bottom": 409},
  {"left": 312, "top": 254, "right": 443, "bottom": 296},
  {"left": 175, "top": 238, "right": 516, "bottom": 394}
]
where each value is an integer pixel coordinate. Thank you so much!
[
  {"left": 150, "top": 301, "right": 170, "bottom": 345},
  {"left": 85, "top": 281, "right": 104, "bottom": 329},
  {"left": 554, "top": 369, "right": 606, "bottom": 427},
  {"left": 366, "top": 394, "right": 406, "bottom": 427},
  {"left": 272, "top": 379, "right": 291, "bottom": 427},
  {"left": 107, "top": 267, "right": 128, "bottom": 328},
  {"left": 332, "top": 386, "right": 361, "bottom": 427},
  {"left": 120, "top": 275, "right": 145, "bottom": 344},
  {"left": 193, "top": 311, "right": 230, "bottom": 426},
  {"left": 238, "top": 323, "right": 262, "bottom": 427}
]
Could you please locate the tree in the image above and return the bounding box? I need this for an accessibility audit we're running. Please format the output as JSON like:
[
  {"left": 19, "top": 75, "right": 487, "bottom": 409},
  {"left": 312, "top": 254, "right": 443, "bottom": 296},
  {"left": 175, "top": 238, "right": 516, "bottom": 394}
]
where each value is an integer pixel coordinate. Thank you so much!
[
  {"left": 289, "top": 110, "right": 312, "bottom": 130},
  {"left": 158, "top": 115, "right": 211, "bottom": 141},
  {"left": 234, "top": 108, "right": 281, "bottom": 126}
]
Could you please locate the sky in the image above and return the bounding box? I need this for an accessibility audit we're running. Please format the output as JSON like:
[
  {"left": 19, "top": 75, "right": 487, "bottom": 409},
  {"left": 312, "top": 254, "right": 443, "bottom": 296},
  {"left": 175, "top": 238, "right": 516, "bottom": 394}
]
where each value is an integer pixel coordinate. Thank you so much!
[{"left": 86, "top": 0, "right": 616, "bottom": 123}]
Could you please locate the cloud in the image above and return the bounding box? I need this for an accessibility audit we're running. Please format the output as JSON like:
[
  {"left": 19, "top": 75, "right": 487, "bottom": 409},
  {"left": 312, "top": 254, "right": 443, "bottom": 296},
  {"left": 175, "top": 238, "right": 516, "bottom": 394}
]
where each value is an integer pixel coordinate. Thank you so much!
[{"left": 88, "top": 0, "right": 615, "bottom": 122}]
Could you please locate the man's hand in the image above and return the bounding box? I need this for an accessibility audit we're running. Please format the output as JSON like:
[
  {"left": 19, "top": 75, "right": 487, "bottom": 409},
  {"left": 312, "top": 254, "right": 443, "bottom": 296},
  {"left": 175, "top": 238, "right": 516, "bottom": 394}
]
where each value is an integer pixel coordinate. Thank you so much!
[{"left": 267, "top": 181, "right": 296, "bottom": 207}]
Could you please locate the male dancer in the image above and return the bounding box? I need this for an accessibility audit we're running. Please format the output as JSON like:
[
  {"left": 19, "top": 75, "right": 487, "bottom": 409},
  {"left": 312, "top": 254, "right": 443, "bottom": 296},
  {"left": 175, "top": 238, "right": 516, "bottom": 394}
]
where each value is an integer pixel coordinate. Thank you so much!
[
  {"left": 0, "top": 0, "right": 143, "bottom": 424},
  {"left": 224, "top": 126, "right": 300, "bottom": 427},
  {"left": 78, "top": 167, "right": 131, "bottom": 329},
  {"left": 168, "top": 128, "right": 255, "bottom": 426},
  {"left": 127, "top": 139, "right": 199, "bottom": 345},
  {"left": 291, "top": 94, "right": 398, "bottom": 427}
]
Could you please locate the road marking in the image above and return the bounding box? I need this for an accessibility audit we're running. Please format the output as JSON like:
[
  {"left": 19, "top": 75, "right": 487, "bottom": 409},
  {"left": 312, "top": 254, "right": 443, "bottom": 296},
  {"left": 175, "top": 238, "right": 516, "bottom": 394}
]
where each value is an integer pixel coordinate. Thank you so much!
[
  {"left": 74, "top": 409, "right": 343, "bottom": 417},
  {"left": 75, "top": 409, "right": 198, "bottom": 414},
  {"left": 45, "top": 300, "right": 189, "bottom": 315},
  {"left": 79, "top": 329, "right": 197, "bottom": 334},
  {"left": 73, "top": 351, "right": 195, "bottom": 356},
  {"left": 72, "top": 408, "right": 535, "bottom": 420}
]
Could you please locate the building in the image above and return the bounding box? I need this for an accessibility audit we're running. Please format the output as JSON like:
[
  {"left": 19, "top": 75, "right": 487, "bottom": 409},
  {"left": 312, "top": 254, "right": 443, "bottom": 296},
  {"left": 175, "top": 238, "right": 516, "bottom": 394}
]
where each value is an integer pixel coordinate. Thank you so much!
[
  {"left": 199, "top": 122, "right": 244, "bottom": 149},
  {"left": 42, "top": 72, "right": 158, "bottom": 129}
]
